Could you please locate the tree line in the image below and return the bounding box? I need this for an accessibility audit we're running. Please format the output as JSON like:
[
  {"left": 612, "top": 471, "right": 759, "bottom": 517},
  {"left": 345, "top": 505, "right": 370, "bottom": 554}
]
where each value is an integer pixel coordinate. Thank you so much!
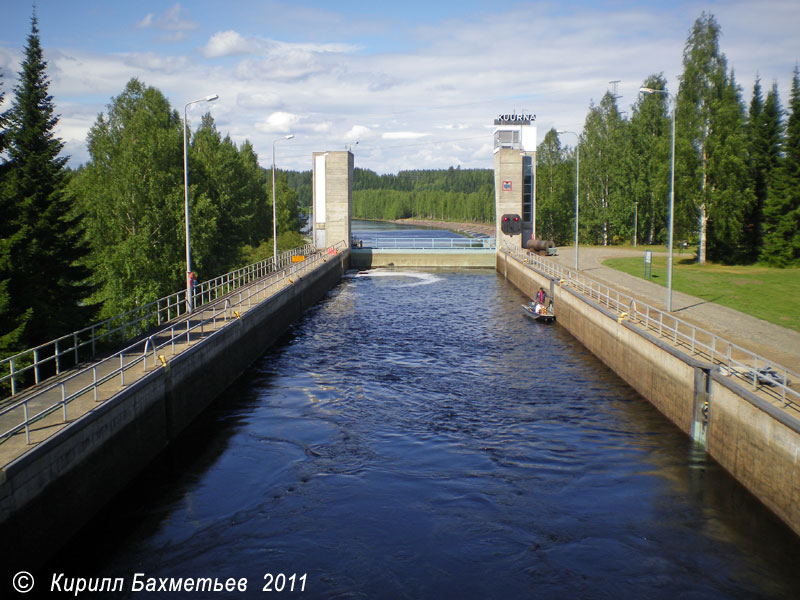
[
  {"left": 0, "top": 13, "right": 302, "bottom": 361},
  {"left": 537, "top": 13, "right": 799, "bottom": 267}
]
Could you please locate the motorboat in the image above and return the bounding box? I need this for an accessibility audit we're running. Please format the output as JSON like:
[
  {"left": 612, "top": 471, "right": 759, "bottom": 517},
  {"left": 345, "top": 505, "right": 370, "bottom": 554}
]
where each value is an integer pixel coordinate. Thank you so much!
[{"left": 522, "top": 303, "right": 556, "bottom": 323}]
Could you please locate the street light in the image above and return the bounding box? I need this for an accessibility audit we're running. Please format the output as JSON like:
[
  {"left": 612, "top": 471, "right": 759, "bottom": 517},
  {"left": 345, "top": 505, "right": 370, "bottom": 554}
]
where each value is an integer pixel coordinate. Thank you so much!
[
  {"left": 558, "top": 130, "right": 580, "bottom": 271},
  {"left": 634, "top": 201, "right": 639, "bottom": 248},
  {"left": 183, "top": 93, "right": 219, "bottom": 314},
  {"left": 272, "top": 134, "right": 295, "bottom": 264},
  {"left": 639, "top": 86, "right": 675, "bottom": 312}
]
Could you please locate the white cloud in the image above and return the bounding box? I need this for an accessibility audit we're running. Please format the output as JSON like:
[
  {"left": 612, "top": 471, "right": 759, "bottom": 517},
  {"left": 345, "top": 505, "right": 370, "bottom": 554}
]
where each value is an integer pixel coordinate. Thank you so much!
[
  {"left": 344, "top": 125, "right": 371, "bottom": 142},
  {"left": 203, "top": 31, "right": 262, "bottom": 58},
  {"left": 255, "top": 111, "right": 300, "bottom": 133},
  {"left": 136, "top": 4, "right": 198, "bottom": 32}
]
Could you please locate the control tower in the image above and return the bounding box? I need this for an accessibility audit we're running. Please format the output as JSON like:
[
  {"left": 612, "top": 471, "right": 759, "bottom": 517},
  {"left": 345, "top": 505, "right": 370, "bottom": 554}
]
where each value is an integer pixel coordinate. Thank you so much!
[
  {"left": 312, "top": 150, "right": 354, "bottom": 249},
  {"left": 493, "top": 113, "right": 537, "bottom": 248}
]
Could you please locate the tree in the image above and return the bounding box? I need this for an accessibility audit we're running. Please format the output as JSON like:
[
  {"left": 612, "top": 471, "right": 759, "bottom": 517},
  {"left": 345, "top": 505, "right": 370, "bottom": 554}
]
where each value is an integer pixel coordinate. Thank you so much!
[
  {"left": 192, "top": 114, "right": 267, "bottom": 274},
  {"left": 761, "top": 67, "right": 800, "bottom": 266},
  {"left": 628, "top": 74, "right": 672, "bottom": 245},
  {"left": 676, "top": 12, "right": 753, "bottom": 263},
  {"left": 74, "top": 78, "right": 193, "bottom": 318},
  {"left": 1, "top": 12, "right": 93, "bottom": 355},
  {"left": 745, "top": 79, "right": 782, "bottom": 260},
  {"left": 536, "top": 128, "right": 573, "bottom": 244},
  {"left": 580, "top": 92, "right": 628, "bottom": 245}
]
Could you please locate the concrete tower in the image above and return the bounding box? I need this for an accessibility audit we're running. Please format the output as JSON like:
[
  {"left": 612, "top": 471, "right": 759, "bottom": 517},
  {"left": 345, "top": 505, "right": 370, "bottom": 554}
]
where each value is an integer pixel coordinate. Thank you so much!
[
  {"left": 493, "top": 114, "right": 537, "bottom": 249},
  {"left": 312, "top": 150, "right": 354, "bottom": 249}
]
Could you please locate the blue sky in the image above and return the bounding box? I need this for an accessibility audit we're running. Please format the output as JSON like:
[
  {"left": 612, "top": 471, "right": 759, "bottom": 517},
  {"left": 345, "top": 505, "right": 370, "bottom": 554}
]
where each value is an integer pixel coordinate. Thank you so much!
[{"left": 2, "top": 1, "right": 798, "bottom": 173}]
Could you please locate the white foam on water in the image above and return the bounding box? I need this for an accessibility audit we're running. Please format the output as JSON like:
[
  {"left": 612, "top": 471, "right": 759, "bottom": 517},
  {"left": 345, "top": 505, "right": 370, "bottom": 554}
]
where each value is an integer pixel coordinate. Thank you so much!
[{"left": 345, "top": 269, "right": 441, "bottom": 287}]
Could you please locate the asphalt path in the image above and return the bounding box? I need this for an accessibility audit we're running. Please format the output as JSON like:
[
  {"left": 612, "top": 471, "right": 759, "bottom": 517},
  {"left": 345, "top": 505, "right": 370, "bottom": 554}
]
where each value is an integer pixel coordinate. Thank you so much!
[{"left": 550, "top": 245, "right": 800, "bottom": 373}]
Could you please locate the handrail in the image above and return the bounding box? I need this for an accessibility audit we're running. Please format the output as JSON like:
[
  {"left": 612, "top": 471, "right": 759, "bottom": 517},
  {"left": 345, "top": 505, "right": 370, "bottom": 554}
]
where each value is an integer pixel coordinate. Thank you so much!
[
  {"left": 353, "top": 237, "right": 496, "bottom": 250},
  {"left": 0, "top": 241, "right": 346, "bottom": 446},
  {"left": 504, "top": 244, "right": 799, "bottom": 411},
  {"left": 0, "top": 243, "right": 316, "bottom": 397}
]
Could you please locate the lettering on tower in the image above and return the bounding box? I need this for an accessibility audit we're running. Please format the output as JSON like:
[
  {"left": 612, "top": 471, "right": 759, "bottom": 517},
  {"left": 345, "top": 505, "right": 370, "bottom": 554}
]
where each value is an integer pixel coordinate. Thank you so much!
[{"left": 494, "top": 113, "right": 536, "bottom": 125}]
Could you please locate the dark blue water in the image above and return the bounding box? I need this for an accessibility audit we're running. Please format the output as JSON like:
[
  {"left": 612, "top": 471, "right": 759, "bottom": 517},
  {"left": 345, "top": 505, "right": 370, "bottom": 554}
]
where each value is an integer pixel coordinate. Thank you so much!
[{"left": 51, "top": 267, "right": 800, "bottom": 599}]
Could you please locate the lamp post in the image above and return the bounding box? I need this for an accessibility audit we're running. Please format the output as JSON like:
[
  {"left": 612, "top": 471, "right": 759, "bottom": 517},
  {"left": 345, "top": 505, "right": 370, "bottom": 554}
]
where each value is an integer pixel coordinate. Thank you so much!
[
  {"left": 558, "top": 130, "right": 580, "bottom": 271},
  {"left": 639, "top": 86, "right": 675, "bottom": 312},
  {"left": 272, "top": 134, "right": 295, "bottom": 265},
  {"left": 183, "top": 93, "right": 219, "bottom": 314},
  {"left": 634, "top": 201, "right": 639, "bottom": 248}
]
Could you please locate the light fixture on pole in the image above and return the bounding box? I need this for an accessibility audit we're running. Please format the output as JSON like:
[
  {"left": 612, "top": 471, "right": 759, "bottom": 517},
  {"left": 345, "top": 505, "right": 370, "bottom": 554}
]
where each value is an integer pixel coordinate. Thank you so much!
[
  {"left": 634, "top": 201, "right": 639, "bottom": 248},
  {"left": 272, "top": 134, "right": 295, "bottom": 266},
  {"left": 183, "top": 93, "right": 219, "bottom": 314},
  {"left": 639, "top": 86, "right": 675, "bottom": 312},
  {"left": 557, "top": 130, "right": 580, "bottom": 271}
]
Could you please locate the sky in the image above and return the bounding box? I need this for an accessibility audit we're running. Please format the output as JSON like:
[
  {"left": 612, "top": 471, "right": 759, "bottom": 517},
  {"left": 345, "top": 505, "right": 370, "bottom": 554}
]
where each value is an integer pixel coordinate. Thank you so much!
[{"left": 1, "top": 0, "right": 798, "bottom": 174}]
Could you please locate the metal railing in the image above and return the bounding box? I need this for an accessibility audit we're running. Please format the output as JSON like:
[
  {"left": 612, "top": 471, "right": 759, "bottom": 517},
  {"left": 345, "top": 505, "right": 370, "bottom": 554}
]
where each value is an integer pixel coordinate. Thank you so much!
[
  {"left": 0, "top": 242, "right": 346, "bottom": 446},
  {"left": 353, "top": 237, "right": 496, "bottom": 250},
  {"left": 504, "top": 245, "right": 799, "bottom": 411},
  {"left": 0, "top": 244, "right": 316, "bottom": 398}
]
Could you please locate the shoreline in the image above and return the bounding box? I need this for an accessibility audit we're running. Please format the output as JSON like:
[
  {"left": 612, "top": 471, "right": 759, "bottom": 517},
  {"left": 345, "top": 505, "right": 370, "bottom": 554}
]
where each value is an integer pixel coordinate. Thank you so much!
[{"left": 390, "top": 218, "right": 495, "bottom": 237}]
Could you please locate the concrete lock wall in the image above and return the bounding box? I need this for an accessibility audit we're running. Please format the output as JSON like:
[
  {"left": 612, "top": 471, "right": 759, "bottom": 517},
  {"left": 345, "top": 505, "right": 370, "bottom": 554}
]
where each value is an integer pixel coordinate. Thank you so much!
[
  {"left": 499, "top": 251, "right": 800, "bottom": 537},
  {"left": 0, "top": 251, "right": 349, "bottom": 571}
]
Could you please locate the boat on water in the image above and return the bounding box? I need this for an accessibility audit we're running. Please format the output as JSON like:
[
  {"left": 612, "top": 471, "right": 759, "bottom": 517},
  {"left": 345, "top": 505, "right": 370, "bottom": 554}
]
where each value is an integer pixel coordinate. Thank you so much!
[{"left": 522, "top": 303, "right": 556, "bottom": 323}]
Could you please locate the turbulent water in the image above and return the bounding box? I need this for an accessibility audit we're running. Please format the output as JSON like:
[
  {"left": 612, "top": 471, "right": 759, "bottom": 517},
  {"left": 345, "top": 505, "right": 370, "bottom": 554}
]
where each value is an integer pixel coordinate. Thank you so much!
[{"left": 49, "top": 249, "right": 800, "bottom": 598}]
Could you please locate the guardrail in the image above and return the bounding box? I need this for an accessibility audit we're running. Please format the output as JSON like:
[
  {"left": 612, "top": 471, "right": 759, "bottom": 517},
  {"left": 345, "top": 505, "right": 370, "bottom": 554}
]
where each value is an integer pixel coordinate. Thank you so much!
[
  {"left": 504, "top": 245, "right": 799, "bottom": 411},
  {"left": 0, "top": 242, "right": 346, "bottom": 446},
  {"left": 0, "top": 244, "right": 316, "bottom": 398},
  {"left": 353, "top": 237, "right": 496, "bottom": 250}
]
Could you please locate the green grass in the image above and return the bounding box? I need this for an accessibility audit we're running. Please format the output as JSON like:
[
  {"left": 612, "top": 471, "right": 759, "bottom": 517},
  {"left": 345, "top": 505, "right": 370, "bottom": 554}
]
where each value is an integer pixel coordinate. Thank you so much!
[{"left": 603, "top": 255, "right": 800, "bottom": 333}]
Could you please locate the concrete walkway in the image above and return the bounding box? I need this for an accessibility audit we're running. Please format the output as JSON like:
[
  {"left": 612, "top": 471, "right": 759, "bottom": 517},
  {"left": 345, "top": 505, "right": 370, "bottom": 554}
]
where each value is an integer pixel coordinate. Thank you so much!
[{"left": 549, "top": 246, "right": 800, "bottom": 374}]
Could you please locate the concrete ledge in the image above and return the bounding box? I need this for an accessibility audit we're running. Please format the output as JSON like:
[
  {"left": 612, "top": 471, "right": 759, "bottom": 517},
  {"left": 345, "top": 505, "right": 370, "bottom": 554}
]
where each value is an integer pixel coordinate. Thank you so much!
[{"left": 351, "top": 248, "right": 496, "bottom": 269}]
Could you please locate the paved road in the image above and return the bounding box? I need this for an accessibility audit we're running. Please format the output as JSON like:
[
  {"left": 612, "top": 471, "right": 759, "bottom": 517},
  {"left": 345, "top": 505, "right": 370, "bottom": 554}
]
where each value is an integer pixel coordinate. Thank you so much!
[{"left": 550, "top": 246, "right": 800, "bottom": 373}]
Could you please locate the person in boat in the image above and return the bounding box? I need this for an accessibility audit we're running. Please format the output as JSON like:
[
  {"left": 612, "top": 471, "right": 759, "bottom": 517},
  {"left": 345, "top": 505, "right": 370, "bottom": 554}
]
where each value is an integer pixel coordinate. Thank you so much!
[{"left": 533, "top": 287, "right": 549, "bottom": 315}]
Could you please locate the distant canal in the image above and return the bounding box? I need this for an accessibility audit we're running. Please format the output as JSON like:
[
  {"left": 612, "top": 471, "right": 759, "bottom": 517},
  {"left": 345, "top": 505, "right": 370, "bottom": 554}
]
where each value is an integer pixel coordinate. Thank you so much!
[{"left": 50, "top": 224, "right": 800, "bottom": 598}]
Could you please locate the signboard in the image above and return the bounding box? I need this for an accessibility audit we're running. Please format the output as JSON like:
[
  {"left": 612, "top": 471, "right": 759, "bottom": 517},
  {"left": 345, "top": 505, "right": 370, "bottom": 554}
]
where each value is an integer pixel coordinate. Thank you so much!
[
  {"left": 502, "top": 180, "right": 512, "bottom": 191},
  {"left": 494, "top": 113, "right": 536, "bottom": 125},
  {"left": 644, "top": 250, "right": 652, "bottom": 280}
]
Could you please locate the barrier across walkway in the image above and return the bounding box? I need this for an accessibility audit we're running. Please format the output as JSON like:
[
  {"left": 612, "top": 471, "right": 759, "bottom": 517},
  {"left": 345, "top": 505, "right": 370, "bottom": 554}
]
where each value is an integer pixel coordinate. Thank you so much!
[{"left": 505, "top": 245, "right": 799, "bottom": 412}]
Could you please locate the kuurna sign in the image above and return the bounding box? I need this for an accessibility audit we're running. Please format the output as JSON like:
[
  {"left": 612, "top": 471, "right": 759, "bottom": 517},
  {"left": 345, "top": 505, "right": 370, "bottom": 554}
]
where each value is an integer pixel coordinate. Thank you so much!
[{"left": 494, "top": 113, "right": 536, "bottom": 125}]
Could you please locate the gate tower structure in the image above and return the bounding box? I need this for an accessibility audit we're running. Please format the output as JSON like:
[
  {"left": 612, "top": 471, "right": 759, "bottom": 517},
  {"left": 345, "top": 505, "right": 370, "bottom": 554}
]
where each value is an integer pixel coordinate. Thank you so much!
[{"left": 493, "top": 113, "right": 537, "bottom": 248}]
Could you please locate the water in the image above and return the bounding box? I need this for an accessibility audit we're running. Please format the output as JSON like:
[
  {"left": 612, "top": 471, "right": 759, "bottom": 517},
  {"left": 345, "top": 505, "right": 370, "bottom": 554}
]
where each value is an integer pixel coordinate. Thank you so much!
[{"left": 49, "top": 265, "right": 800, "bottom": 599}]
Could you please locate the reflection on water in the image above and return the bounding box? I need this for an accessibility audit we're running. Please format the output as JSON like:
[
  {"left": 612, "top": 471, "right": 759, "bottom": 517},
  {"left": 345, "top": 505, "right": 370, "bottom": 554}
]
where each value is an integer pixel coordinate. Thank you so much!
[{"left": 51, "top": 269, "right": 800, "bottom": 599}]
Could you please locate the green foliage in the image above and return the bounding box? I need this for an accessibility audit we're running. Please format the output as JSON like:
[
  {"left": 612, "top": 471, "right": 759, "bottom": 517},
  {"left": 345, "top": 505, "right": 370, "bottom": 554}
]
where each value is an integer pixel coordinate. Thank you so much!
[
  {"left": 580, "top": 92, "right": 629, "bottom": 245},
  {"left": 350, "top": 166, "right": 494, "bottom": 223},
  {"left": 71, "top": 79, "right": 288, "bottom": 319},
  {"left": 270, "top": 171, "right": 301, "bottom": 235},
  {"left": 761, "top": 67, "right": 800, "bottom": 266},
  {"left": 676, "top": 13, "right": 754, "bottom": 263},
  {"left": 1, "top": 13, "right": 94, "bottom": 357},
  {"left": 628, "top": 74, "right": 671, "bottom": 246},
  {"left": 73, "top": 79, "right": 187, "bottom": 318},
  {"left": 536, "top": 128, "right": 574, "bottom": 244}
]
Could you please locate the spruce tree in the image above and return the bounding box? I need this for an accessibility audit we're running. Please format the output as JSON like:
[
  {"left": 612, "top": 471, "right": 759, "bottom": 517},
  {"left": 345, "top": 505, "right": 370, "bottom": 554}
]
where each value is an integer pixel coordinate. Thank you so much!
[
  {"left": 761, "top": 67, "right": 800, "bottom": 266},
  {"left": 1, "top": 13, "right": 93, "bottom": 355},
  {"left": 745, "top": 79, "right": 782, "bottom": 260}
]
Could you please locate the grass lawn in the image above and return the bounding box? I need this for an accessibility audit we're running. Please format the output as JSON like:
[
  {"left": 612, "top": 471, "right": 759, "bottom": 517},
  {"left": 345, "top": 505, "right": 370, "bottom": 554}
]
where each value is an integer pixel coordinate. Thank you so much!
[{"left": 602, "top": 254, "right": 800, "bottom": 333}]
